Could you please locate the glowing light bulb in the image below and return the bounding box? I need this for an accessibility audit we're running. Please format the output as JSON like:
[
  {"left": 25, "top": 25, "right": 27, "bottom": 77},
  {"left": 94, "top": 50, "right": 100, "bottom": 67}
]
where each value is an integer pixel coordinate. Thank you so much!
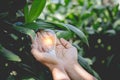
[
  {"left": 44, "top": 37, "right": 53, "bottom": 46},
  {"left": 42, "top": 29, "right": 56, "bottom": 55}
]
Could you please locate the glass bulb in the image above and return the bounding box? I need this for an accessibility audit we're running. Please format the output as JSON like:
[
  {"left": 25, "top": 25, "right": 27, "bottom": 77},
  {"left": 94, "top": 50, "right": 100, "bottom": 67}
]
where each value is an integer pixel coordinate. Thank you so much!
[
  {"left": 44, "top": 38, "right": 53, "bottom": 46},
  {"left": 39, "top": 29, "right": 56, "bottom": 55}
]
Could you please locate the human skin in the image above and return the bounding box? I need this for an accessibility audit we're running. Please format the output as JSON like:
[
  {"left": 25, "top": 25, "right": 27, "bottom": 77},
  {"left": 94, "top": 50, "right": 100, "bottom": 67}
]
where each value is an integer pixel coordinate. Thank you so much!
[
  {"left": 56, "top": 38, "right": 96, "bottom": 80},
  {"left": 31, "top": 30, "right": 96, "bottom": 80},
  {"left": 31, "top": 30, "right": 70, "bottom": 80}
]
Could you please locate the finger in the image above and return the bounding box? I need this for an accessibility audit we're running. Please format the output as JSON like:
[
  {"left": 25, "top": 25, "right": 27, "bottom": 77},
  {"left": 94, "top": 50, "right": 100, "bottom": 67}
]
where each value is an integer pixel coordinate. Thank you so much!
[
  {"left": 37, "top": 32, "right": 44, "bottom": 41},
  {"left": 56, "top": 44, "right": 64, "bottom": 50},
  {"left": 60, "top": 38, "right": 72, "bottom": 48},
  {"left": 39, "top": 31, "right": 51, "bottom": 52},
  {"left": 56, "top": 45, "right": 64, "bottom": 56},
  {"left": 41, "top": 32, "right": 51, "bottom": 52},
  {"left": 46, "top": 30, "right": 56, "bottom": 39},
  {"left": 40, "top": 31, "right": 49, "bottom": 39},
  {"left": 36, "top": 32, "right": 43, "bottom": 45},
  {"left": 46, "top": 31, "right": 55, "bottom": 37},
  {"left": 45, "top": 31, "right": 56, "bottom": 50},
  {"left": 36, "top": 32, "right": 44, "bottom": 52},
  {"left": 56, "top": 38, "right": 61, "bottom": 46},
  {"left": 31, "top": 48, "right": 45, "bottom": 62},
  {"left": 46, "top": 31, "right": 56, "bottom": 43},
  {"left": 38, "top": 45, "right": 43, "bottom": 52}
]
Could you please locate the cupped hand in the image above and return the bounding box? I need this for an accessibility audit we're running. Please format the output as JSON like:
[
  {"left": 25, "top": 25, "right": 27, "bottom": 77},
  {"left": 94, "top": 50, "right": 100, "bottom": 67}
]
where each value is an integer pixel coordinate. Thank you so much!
[
  {"left": 31, "top": 30, "right": 61, "bottom": 68},
  {"left": 31, "top": 30, "right": 96, "bottom": 80},
  {"left": 31, "top": 30, "right": 78, "bottom": 68},
  {"left": 56, "top": 38, "right": 78, "bottom": 65}
]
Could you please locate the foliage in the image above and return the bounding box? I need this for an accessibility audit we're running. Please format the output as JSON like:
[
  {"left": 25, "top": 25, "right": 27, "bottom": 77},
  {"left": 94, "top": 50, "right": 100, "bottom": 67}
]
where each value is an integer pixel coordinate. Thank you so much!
[
  {"left": 1, "top": 0, "right": 120, "bottom": 80},
  {"left": 0, "top": 0, "right": 98, "bottom": 80},
  {"left": 43, "top": 0, "right": 120, "bottom": 80}
]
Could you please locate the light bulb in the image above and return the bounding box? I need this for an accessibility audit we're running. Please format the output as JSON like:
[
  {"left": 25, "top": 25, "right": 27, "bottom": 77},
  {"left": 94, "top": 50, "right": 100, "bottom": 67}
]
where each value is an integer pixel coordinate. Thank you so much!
[
  {"left": 44, "top": 38, "right": 53, "bottom": 46},
  {"left": 44, "top": 29, "right": 56, "bottom": 55},
  {"left": 38, "top": 29, "right": 56, "bottom": 55}
]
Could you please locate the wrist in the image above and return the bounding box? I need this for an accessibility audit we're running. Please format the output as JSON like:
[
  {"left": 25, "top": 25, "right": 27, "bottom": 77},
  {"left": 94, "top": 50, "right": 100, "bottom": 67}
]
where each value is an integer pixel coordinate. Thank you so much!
[
  {"left": 48, "top": 60, "right": 64, "bottom": 71},
  {"left": 49, "top": 64, "right": 63, "bottom": 72},
  {"left": 50, "top": 64, "right": 70, "bottom": 80},
  {"left": 64, "top": 60, "right": 79, "bottom": 69},
  {"left": 64, "top": 61, "right": 79, "bottom": 73},
  {"left": 64, "top": 61, "right": 96, "bottom": 80},
  {"left": 48, "top": 62, "right": 70, "bottom": 80}
]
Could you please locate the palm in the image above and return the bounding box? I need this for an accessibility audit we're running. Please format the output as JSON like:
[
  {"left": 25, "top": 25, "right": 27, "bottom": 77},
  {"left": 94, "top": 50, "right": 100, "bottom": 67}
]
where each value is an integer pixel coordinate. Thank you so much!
[
  {"left": 31, "top": 30, "right": 78, "bottom": 67},
  {"left": 31, "top": 30, "right": 60, "bottom": 66},
  {"left": 56, "top": 44, "right": 77, "bottom": 63}
]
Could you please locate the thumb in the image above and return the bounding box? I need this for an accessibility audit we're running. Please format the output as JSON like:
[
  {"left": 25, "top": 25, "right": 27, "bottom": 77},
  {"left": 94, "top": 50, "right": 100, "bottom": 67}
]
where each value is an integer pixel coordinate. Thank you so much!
[
  {"left": 60, "top": 38, "right": 72, "bottom": 48},
  {"left": 31, "top": 48, "right": 45, "bottom": 62}
]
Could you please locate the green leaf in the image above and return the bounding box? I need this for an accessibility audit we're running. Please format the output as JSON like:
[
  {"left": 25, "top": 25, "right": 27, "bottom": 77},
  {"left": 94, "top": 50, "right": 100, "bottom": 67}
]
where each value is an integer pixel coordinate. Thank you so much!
[
  {"left": 55, "top": 23, "right": 89, "bottom": 46},
  {"left": 112, "top": 4, "right": 119, "bottom": 16},
  {"left": 64, "top": 24, "right": 89, "bottom": 46},
  {"left": 56, "top": 30, "right": 73, "bottom": 39},
  {"left": 24, "top": 4, "right": 29, "bottom": 23},
  {"left": 24, "top": 22, "right": 41, "bottom": 31},
  {"left": 81, "top": 11, "right": 94, "bottom": 20},
  {"left": 78, "top": 55, "right": 101, "bottom": 80},
  {"left": 53, "top": 22, "right": 70, "bottom": 30},
  {"left": 113, "top": 19, "right": 120, "bottom": 30},
  {"left": 12, "top": 25, "right": 36, "bottom": 40},
  {"left": 27, "top": 0, "right": 46, "bottom": 23},
  {"left": 24, "top": 21, "right": 54, "bottom": 31},
  {"left": 18, "top": 63, "right": 40, "bottom": 80},
  {"left": 78, "top": 0, "right": 84, "bottom": 5},
  {"left": 104, "top": 29, "right": 116, "bottom": 35},
  {"left": 7, "top": 75, "right": 15, "bottom": 80},
  {"left": 0, "top": 45, "right": 21, "bottom": 62},
  {"left": 64, "top": 0, "right": 70, "bottom": 5}
]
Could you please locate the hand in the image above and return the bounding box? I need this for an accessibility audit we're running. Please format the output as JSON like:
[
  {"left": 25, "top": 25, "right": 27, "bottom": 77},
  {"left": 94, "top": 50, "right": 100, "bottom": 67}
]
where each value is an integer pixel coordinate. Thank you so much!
[
  {"left": 56, "top": 38, "right": 78, "bottom": 65},
  {"left": 31, "top": 30, "right": 70, "bottom": 80},
  {"left": 31, "top": 30, "right": 61, "bottom": 68},
  {"left": 56, "top": 38, "right": 96, "bottom": 80},
  {"left": 31, "top": 30, "right": 96, "bottom": 80}
]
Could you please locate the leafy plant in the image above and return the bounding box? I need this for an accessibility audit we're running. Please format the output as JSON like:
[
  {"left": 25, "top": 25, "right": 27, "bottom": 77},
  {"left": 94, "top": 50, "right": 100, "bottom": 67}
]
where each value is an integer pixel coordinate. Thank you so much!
[
  {"left": 0, "top": 0, "right": 101, "bottom": 80},
  {"left": 41, "top": 0, "right": 120, "bottom": 80}
]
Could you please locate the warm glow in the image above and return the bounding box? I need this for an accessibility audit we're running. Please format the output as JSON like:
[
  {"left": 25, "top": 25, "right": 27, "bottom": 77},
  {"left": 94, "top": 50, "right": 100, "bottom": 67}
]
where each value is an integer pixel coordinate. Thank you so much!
[{"left": 44, "top": 37, "right": 53, "bottom": 46}]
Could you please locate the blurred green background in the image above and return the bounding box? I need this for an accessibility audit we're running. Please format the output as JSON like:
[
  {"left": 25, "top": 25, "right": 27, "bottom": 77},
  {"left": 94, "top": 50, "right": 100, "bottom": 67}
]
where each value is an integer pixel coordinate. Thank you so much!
[{"left": 0, "top": 0, "right": 120, "bottom": 80}]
